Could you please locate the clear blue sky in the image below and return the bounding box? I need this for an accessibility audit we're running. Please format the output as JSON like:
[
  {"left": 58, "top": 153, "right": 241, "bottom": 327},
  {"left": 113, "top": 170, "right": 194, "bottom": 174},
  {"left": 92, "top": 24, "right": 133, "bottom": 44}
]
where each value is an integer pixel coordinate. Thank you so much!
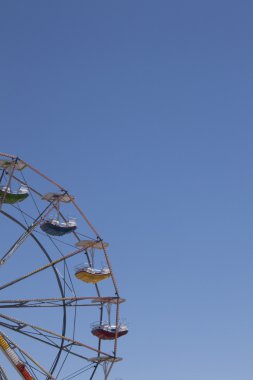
[{"left": 1, "top": 1, "right": 253, "bottom": 379}]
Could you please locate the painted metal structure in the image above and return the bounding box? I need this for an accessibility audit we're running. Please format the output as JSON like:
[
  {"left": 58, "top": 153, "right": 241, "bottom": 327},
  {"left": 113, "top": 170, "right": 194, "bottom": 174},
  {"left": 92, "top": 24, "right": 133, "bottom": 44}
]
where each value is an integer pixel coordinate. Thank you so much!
[{"left": 0, "top": 153, "right": 127, "bottom": 380}]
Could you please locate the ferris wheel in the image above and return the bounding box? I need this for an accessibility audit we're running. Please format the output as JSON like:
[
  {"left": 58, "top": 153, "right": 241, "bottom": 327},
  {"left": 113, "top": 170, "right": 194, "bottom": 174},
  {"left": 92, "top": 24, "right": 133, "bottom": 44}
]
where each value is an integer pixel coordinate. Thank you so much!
[{"left": 0, "top": 152, "right": 127, "bottom": 380}]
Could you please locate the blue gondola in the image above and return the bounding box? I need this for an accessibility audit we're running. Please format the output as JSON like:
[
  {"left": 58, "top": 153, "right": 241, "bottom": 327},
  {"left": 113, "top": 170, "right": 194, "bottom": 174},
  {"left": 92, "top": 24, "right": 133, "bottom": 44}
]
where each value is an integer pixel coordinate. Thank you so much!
[{"left": 40, "top": 218, "right": 77, "bottom": 236}]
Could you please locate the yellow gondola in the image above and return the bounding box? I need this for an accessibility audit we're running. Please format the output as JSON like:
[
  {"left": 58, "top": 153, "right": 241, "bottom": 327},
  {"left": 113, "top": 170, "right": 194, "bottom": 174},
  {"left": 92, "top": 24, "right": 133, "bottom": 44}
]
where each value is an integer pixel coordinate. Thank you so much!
[
  {"left": 74, "top": 240, "right": 111, "bottom": 284},
  {"left": 75, "top": 267, "right": 111, "bottom": 284}
]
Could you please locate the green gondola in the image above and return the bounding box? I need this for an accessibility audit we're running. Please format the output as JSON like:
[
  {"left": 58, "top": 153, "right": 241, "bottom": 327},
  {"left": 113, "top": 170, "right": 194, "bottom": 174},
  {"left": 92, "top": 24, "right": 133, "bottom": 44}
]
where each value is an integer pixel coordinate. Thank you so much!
[{"left": 0, "top": 186, "right": 29, "bottom": 204}]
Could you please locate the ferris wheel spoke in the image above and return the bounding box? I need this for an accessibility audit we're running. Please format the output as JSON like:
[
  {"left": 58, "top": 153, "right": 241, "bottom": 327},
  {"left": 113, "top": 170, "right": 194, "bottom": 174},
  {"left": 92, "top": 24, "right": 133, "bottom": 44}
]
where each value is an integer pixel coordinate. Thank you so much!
[
  {"left": 0, "top": 296, "right": 122, "bottom": 309},
  {"left": 0, "top": 247, "right": 86, "bottom": 291},
  {"left": 60, "top": 363, "right": 97, "bottom": 380},
  {"left": 0, "top": 319, "right": 109, "bottom": 367},
  {"left": 1, "top": 323, "right": 96, "bottom": 364},
  {"left": 104, "top": 361, "right": 114, "bottom": 380},
  {"left": 0, "top": 313, "right": 113, "bottom": 358},
  {"left": 0, "top": 324, "right": 96, "bottom": 363},
  {"left": 0, "top": 322, "right": 74, "bottom": 359},
  {"left": 0, "top": 203, "right": 55, "bottom": 266},
  {"left": 0, "top": 302, "right": 90, "bottom": 309}
]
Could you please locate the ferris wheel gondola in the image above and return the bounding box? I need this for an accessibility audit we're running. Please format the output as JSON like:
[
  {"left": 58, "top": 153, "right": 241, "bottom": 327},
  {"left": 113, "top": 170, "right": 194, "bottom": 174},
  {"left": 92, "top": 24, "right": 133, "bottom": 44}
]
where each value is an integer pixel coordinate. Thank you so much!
[
  {"left": 0, "top": 160, "right": 29, "bottom": 205},
  {"left": 91, "top": 298, "right": 128, "bottom": 340},
  {"left": 75, "top": 240, "right": 111, "bottom": 284},
  {"left": 40, "top": 192, "right": 77, "bottom": 236}
]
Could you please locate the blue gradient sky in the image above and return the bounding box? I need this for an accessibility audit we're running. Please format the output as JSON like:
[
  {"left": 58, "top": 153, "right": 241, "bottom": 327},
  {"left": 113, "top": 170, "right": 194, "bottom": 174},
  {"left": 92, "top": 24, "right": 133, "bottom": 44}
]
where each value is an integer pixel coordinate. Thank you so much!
[{"left": 1, "top": 1, "right": 253, "bottom": 379}]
